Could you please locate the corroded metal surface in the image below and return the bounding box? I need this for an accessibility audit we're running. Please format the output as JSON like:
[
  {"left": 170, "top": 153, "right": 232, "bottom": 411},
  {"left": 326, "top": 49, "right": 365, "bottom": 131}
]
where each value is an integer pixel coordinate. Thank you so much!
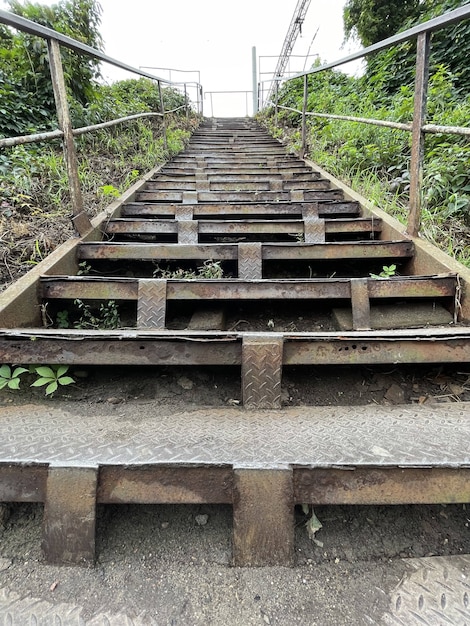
[
  {"left": 242, "top": 334, "right": 283, "bottom": 409},
  {"left": 137, "top": 279, "right": 166, "bottom": 329},
  {"left": 42, "top": 466, "right": 97, "bottom": 565},
  {"left": 233, "top": 468, "right": 294, "bottom": 566},
  {"left": 40, "top": 275, "right": 456, "bottom": 302},
  {"left": 382, "top": 555, "right": 470, "bottom": 625},
  {"left": 238, "top": 243, "right": 262, "bottom": 279},
  {"left": 0, "top": 403, "right": 469, "bottom": 468}
]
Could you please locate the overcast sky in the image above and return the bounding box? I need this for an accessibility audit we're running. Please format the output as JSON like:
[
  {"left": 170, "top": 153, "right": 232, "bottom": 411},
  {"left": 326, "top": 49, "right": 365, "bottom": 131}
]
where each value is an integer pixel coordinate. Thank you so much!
[{"left": 1, "top": 0, "right": 359, "bottom": 116}]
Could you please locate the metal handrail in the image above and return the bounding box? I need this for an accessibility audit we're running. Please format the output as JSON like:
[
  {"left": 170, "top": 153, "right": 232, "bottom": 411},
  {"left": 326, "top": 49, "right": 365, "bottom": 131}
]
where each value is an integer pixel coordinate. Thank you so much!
[
  {"left": 265, "top": 4, "right": 470, "bottom": 237},
  {"left": 0, "top": 9, "right": 203, "bottom": 235},
  {"left": 205, "top": 91, "right": 255, "bottom": 118}
]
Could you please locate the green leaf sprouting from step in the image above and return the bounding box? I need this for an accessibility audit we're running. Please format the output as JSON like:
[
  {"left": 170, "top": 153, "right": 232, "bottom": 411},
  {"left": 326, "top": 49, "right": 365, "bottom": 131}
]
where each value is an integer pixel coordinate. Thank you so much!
[{"left": 31, "top": 365, "right": 75, "bottom": 396}]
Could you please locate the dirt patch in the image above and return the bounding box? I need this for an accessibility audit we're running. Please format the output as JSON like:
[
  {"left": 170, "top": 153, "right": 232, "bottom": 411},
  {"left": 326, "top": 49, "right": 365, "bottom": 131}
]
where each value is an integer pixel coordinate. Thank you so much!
[
  {"left": 0, "top": 501, "right": 469, "bottom": 624},
  {"left": 1, "top": 363, "right": 469, "bottom": 409}
]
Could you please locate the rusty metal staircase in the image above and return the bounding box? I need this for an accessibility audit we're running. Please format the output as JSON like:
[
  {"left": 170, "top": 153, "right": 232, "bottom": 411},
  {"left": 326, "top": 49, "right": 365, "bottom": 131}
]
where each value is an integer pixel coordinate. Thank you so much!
[{"left": 1, "top": 117, "right": 470, "bottom": 568}]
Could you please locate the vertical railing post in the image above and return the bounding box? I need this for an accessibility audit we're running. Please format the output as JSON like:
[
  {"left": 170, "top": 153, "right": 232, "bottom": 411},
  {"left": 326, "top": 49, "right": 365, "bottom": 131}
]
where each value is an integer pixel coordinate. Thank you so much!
[
  {"left": 157, "top": 80, "right": 168, "bottom": 153},
  {"left": 199, "top": 84, "right": 204, "bottom": 116},
  {"left": 407, "top": 31, "right": 431, "bottom": 237},
  {"left": 47, "top": 37, "right": 92, "bottom": 236},
  {"left": 300, "top": 73, "right": 308, "bottom": 159},
  {"left": 184, "top": 83, "right": 189, "bottom": 118},
  {"left": 274, "top": 80, "right": 279, "bottom": 128}
]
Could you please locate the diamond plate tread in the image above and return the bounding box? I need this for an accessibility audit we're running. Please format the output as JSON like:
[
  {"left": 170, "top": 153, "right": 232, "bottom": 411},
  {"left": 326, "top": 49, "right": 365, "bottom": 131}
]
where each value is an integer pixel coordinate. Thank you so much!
[
  {"left": 177, "top": 220, "right": 198, "bottom": 244},
  {"left": 381, "top": 555, "right": 470, "bottom": 625},
  {"left": 0, "top": 586, "right": 146, "bottom": 625},
  {"left": 0, "top": 402, "right": 469, "bottom": 468},
  {"left": 238, "top": 242, "right": 262, "bottom": 279},
  {"left": 242, "top": 334, "right": 283, "bottom": 409},
  {"left": 137, "top": 279, "right": 166, "bottom": 329}
]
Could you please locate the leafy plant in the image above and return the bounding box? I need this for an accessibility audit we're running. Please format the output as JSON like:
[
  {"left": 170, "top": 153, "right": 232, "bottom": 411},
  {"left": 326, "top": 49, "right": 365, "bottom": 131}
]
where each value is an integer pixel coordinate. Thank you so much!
[
  {"left": 30, "top": 365, "right": 75, "bottom": 396},
  {"left": 0, "top": 364, "right": 28, "bottom": 390},
  {"left": 99, "top": 184, "right": 120, "bottom": 198},
  {"left": 370, "top": 264, "right": 397, "bottom": 279}
]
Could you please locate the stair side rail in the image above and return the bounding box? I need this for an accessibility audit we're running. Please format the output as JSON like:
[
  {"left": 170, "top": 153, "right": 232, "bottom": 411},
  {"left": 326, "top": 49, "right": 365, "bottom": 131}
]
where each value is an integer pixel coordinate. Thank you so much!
[
  {"left": 0, "top": 9, "right": 203, "bottom": 236},
  {"left": 264, "top": 4, "right": 470, "bottom": 238}
]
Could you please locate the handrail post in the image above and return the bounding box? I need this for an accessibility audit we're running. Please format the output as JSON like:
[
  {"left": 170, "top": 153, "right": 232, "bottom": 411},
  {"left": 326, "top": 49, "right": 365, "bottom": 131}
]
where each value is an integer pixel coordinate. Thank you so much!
[
  {"left": 199, "top": 84, "right": 203, "bottom": 116},
  {"left": 157, "top": 80, "right": 168, "bottom": 153},
  {"left": 274, "top": 80, "right": 279, "bottom": 128},
  {"left": 184, "top": 83, "right": 189, "bottom": 118},
  {"left": 407, "top": 31, "right": 431, "bottom": 237},
  {"left": 300, "top": 73, "right": 308, "bottom": 159},
  {"left": 47, "top": 37, "right": 92, "bottom": 236}
]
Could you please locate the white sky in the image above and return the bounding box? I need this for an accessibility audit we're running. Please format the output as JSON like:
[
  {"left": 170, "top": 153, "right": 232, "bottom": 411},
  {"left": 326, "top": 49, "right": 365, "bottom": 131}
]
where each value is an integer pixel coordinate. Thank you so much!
[{"left": 1, "top": 0, "right": 360, "bottom": 116}]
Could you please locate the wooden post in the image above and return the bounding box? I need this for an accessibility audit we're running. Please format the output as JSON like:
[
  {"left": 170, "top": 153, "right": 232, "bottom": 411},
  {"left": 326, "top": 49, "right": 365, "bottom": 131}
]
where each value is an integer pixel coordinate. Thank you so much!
[
  {"left": 300, "top": 73, "right": 308, "bottom": 159},
  {"left": 47, "top": 38, "right": 92, "bottom": 236},
  {"left": 407, "top": 32, "right": 431, "bottom": 237},
  {"left": 157, "top": 80, "right": 168, "bottom": 153}
]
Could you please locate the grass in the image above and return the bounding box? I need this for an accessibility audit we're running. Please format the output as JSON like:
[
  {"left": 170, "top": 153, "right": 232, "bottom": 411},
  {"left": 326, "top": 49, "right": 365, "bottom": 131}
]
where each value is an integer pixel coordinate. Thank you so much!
[{"left": 0, "top": 113, "right": 200, "bottom": 289}]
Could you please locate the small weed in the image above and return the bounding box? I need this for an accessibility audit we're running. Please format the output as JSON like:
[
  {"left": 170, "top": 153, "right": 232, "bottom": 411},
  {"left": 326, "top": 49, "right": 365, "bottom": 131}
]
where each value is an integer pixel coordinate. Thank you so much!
[
  {"left": 56, "top": 299, "right": 120, "bottom": 330},
  {"left": 56, "top": 310, "right": 70, "bottom": 329},
  {"left": 0, "top": 365, "right": 28, "bottom": 390},
  {"left": 153, "top": 260, "right": 224, "bottom": 280},
  {"left": 77, "top": 261, "right": 92, "bottom": 276},
  {"left": 99, "top": 184, "right": 120, "bottom": 198},
  {"left": 30, "top": 365, "right": 75, "bottom": 396},
  {"left": 74, "top": 299, "right": 120, "bottom": 330},
  {"left": 370, "top": 264, "right": 397, "bottom": 279}
]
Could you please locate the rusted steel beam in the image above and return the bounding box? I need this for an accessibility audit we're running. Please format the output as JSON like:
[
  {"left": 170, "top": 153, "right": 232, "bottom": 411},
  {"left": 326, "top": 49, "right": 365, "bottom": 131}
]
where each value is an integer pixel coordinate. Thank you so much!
[
  {"left": 77, "top": 241, "right": 412, "bottom": 262},
  {"left": 233, "top": 468, "right": 294, "bottom": 567},
  {"left": 135, "top": 190, "right": 345, "bottom": 203},
  {"left": 121, "top": 201, "right": 360, "bottom": 218},
  {"left": 105, "top": 217, "right": 381, "bottom": 237},
  {"left": 79, "top": 243, "right": 238, "bottom": 261},
  {"left": 242, "top": 334, "right": 283, "bottom": 409},
  {"left": 40, "top": 275, "right": 455, "bottom": 302},
  {"left": 350, "top": 278, "right": 371, "bottom": 330},
  {"left": 158, "top": 172, "right": 321, "bottom": 181},
  {"left": 284, "top": 336, "right": 470, "bottom": 365},
  {"left": 98, "top": 466, "right": 233, "bottom": 503},
  {"left": 0, "top": 337, "right": 242, "bottom": 365},
  {"left": 42, "top": 465, "right": 98, "bottom": 565},
  {"left": 294, "top": 468, "right": 470, "bottom": 505},
  {"left": 262, "top": 241, "right": 413, "bottom": 260},
  {"left": 0, "top": 464, "right": 47, "bottom": 501}
]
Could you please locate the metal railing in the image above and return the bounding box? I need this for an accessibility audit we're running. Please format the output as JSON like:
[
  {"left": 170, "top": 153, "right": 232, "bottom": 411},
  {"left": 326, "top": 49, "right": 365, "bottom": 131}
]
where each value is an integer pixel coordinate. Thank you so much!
[
  {"left": 204, "top": 91, "right": 255, "bottom": 118},
  {"left": 0, "top": 9, "right": 203, "bottom": 236},
  {"left": 265, "top": 4, "right": 470, "bottom": 238}
]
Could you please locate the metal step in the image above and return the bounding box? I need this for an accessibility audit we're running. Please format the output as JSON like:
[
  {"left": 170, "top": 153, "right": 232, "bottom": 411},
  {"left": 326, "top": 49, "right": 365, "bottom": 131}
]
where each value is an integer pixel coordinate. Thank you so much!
[
  {"left": 1, "top": 401, "right": 469, "bottom": 566},
  {"left": 121, "top": 201, "right": 362, "bottom": 219}
]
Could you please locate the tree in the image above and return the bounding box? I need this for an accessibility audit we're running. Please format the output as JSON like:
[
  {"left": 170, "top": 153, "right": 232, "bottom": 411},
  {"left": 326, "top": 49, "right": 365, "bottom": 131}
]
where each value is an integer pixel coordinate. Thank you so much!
[
  {"left": 364, "top": 0, "right": 470, "bottom": 95},
  {"left": 0, "top": 0, "right": 103, "bottom": 136},
  {"left": 343, "top": 0, "right": 422, "bottom": 47}
]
